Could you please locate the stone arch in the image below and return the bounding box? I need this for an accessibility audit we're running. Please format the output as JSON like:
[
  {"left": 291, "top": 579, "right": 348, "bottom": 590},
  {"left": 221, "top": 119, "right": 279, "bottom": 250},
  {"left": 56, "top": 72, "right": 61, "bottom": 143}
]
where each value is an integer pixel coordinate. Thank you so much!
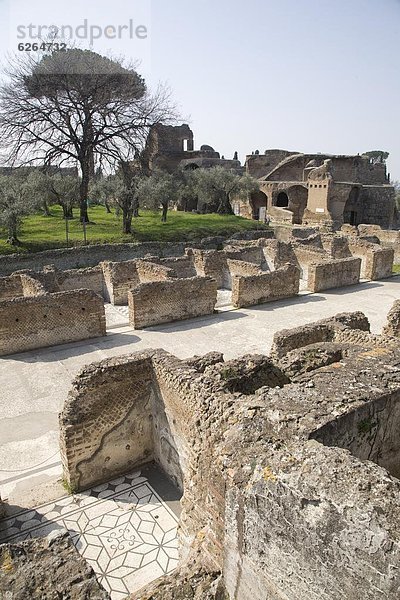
[
  {"left": 343, "top": 187, "right": 362, "bottom": 226},
  {"left": 183, "top": 163, "right": 200, "bottom": 171},
  {"left": 250, "top": 190, "right": 268, "bottom": 220}
]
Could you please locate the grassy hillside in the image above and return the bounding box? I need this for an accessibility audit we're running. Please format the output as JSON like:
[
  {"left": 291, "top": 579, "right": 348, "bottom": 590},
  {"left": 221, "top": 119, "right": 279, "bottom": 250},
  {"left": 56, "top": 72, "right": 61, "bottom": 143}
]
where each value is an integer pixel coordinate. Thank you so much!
[{"left": 0, "top": 206, "right": 267, "bottom": 255}]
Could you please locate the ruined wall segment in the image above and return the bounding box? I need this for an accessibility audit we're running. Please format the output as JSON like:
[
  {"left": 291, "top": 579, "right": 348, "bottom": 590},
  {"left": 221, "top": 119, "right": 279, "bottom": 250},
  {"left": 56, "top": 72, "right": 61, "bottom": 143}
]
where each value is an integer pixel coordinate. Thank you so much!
[
  {"left": 0, "top": 289, "right": 106, "bottom": 356},
  {"left": 231, "top": 264, "right": 299, "bottom": 308},
  {"left": 307, "top": 257, "right": 361, "bottom": 292},
  {"left": 128, "top": 276, "right": 217, "bottom": 329},
  {"left": 60, "top": 353, "right": 155, "bottom": 491}
]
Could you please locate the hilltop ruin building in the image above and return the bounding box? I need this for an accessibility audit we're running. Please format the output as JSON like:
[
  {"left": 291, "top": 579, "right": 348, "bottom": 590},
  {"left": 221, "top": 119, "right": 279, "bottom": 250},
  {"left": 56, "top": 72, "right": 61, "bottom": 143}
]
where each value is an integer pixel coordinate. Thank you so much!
[
  {"left": 141, "top": 123, "right": 241, "bottom": 175},
  {"left": 234, "top": 149, "right": 396, "bottom": 229}
]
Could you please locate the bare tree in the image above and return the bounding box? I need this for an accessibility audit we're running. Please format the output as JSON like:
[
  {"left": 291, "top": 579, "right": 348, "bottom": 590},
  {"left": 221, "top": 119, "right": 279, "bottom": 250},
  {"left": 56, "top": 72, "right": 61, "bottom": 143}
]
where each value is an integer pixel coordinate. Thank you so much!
[{"left": 0, "top": 49, "right": 176, "bottom": 223}]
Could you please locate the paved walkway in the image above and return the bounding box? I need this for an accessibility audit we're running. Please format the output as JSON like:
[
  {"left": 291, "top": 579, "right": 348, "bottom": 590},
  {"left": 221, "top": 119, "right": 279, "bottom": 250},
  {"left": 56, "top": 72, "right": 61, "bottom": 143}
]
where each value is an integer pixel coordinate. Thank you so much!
[{"left": 1, "top": 277, "right": 399, "bottom": 505}]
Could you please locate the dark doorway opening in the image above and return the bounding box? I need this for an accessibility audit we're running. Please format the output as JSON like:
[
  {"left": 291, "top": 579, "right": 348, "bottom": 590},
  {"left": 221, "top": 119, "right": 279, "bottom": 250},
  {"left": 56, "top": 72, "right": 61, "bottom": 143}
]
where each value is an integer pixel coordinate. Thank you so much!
[{"left": 276, "top": 192, "right": 289, "bottom": 208}]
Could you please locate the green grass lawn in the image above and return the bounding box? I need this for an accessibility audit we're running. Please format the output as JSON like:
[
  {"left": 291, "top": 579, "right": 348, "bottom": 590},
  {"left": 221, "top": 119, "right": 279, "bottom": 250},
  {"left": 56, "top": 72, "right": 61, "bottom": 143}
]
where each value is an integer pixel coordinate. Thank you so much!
[
  {"left": 0, "top": 205, "right": 268, "bottom": 255},
  {"left": 393, "top": 264, "right": 400, "bottom": 274}
]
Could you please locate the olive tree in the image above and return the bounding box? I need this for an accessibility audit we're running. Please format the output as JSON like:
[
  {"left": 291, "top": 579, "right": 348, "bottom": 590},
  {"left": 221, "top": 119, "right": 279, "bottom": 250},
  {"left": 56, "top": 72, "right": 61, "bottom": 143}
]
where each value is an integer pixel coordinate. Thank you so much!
[
  {"left": 0, "top": 172, "right": 38, "bottom": 244},
  {"left": 191, "top": 166, "right": 259, "bottom": 214},
  {"left": 137, "top": 170, "right": 181, "bottom": 222}
]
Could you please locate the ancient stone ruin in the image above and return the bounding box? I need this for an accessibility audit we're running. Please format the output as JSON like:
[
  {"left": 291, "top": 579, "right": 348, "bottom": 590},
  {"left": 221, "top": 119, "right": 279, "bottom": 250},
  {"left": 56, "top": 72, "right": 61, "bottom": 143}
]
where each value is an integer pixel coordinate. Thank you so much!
[
  {"left": 49, "top": 309, "right": 400, "bottom": 598},
  {"left": 3, "top": 297, "right": 400, "bottom": 597},
  {"left": 0, "top": 227, "right": 395, "bottom": 355}
]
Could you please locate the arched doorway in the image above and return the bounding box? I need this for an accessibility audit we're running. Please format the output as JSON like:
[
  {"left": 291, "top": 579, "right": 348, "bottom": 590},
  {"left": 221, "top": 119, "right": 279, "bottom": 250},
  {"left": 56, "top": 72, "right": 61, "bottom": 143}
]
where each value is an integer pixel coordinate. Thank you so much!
[
  {"left": 250, "top": 190, "right": 268, "bottom": 220},
  {"left": 276, "top": 191, "right": 289, "bottom": 208},
  {"left": 343, "top": 187, "right": 362, "bottom": 226}
]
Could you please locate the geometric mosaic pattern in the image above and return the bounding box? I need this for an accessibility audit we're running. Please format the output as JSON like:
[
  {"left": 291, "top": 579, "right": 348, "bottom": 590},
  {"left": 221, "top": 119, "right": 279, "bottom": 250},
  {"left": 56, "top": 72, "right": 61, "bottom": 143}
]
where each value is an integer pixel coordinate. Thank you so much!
[{"left": 0, "top": 471, "right": 180, "bottom": 599}]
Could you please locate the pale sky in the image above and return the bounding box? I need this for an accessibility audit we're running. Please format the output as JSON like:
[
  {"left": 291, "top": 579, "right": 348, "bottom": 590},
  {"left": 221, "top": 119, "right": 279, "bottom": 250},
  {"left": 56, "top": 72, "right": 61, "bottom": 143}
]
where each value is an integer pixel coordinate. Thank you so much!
[{"left": 0, "top": 0, "right": 399, "bottom": 178}]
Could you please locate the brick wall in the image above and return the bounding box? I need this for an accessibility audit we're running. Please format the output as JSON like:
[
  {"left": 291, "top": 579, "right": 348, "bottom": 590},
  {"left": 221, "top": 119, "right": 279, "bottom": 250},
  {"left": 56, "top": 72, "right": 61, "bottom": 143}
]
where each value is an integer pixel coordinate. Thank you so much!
[
  {"left": 0, "top": 289, "right": 106, "bottom": 356},
  {"left": 307, "top": 257, "right": 361, "bottom": 292},
  {"left": 231, "top": 264, "right": 300, "bottom": 308},
  {"left": 347, "top": 240, "right": 394, "bottom": 280},
  {"left": 135, "top": 260, "right": 174, "bottom": 283},
  {"left": 101, "top": 259, "right": 140, "bottom": 305},
  {"left": 128, "top": 276, "right": 218, "bottom": 328},
  {"left": 60, "top": 354, "right": 155, "bottom": 491},
  {"left": 57, "top": 265, "right": 104, "bottom": 296},
  {"left": 0, "top": 274, "right": 23, "bottom": 301}
]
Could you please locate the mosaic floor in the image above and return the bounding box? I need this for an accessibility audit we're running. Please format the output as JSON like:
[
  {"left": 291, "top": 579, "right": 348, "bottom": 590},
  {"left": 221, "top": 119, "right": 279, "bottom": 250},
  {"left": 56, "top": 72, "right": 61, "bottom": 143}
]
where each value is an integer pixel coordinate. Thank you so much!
[{"left": 0, "top": 468, "right": 181, "bottom": 599}]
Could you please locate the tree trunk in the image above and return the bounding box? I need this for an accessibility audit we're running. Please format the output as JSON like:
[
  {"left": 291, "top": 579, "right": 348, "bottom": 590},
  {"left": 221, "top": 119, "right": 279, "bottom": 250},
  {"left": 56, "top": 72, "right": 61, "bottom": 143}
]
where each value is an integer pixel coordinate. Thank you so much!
[
  {"left": 79, "top": 159, "right": 90, "bottom": 223},
  {"left": 133, "top": 197, "right": 139, "bottom": 217},
  {"left": 43, "top": 200, "right": 51, "bottom": 216},
  {"left": 104, "top": 199, "right": 112, "bottom": 214},
  {"left": 62, "top": 204, "right": 73, "bottom": 219},
  {"left": 7, "top": 217, "right": 20, "bottom": 245},
  {"left": 161, "top": 204, "right": 168, "bottom": 222},
  {"left": 217, "top": 193, "right": 234, "bottom": 215},
  {"left": 122, "top": 207, "right": 133, "bottom": 234}
]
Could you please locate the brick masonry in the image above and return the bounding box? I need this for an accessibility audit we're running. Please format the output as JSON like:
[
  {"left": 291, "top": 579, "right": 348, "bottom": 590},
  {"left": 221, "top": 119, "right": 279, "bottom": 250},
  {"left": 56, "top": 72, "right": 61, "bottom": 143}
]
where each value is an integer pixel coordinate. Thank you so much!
[{"left": 0, "top": 289, "right": 106, "bottom": 356}]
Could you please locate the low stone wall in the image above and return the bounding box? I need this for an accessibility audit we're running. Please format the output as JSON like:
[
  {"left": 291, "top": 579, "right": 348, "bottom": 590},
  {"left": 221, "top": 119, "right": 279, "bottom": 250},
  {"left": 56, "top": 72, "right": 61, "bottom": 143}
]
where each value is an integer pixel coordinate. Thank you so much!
[
  {"left": 57, "top": 265, "right": 104, "bottom": 296},
  {"left": 227, "top": 259, "right": 262, "bottom": 277},
  {"left": 270, "top": 312, "right": 370, "bottom": 359},
  {"left": 307, "top": 257, "right": 361, "bottom": 292},
  {"left": 136, "top": 260, "right": 173, "bottom": 283},
  {"left": 0, "top": 273, "right": 23, "bottom": 300},
  {"left": 0, "top": 238, "right": 224, "bottom": 277},
  {"left": 347, "top": 240, "right": 394, "bottom": 280},
  {"left": 188, "top": 249, "right": 229, "bottom": 288},
  {"left": 0, "top": 289, "right": 106, "bottom": 356},
  {"left": 102, "top": 259, "right": 140, "bottom": 305},
  {"left": 231, "top": 264, "right": 300, "bottom": 308},
  {"left": 382, "top": 300, "right": 400, "bottom": 337},
  {"left": 357, "top": 225, "right": 400, "bottom": 263},
  {"left": 128, "top": 276, "right": 218, "bottom": 329},
  {"left": 152, "top": 255, "right": 197, "bottom": 279},
  {"left": 19, "top": 273, "right": 48, "bottom": 297}
]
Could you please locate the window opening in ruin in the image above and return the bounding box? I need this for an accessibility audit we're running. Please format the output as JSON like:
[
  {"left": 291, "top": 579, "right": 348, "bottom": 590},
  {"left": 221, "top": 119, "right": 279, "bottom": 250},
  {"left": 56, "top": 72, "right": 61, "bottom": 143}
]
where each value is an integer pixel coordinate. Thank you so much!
[
  {"left": 183, "top": 139, "right": 188, "bottom": 152},
  {"left": 276, "top": 191, "right": 289, "bottom": 208}
]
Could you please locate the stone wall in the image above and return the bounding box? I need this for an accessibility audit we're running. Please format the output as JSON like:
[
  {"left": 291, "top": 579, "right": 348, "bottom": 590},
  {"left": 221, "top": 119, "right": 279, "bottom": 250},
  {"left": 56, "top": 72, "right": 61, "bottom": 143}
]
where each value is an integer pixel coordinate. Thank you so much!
[
  {"left": 0, "top": 273, "right": 23, "bottom": 300},
  {"left": 347, "top": 239, "right": 394, "bottom": 280},
  {"left": 311, "top": 389, "right": 400, "bottom": 478},
  {"left": 188, "top": 249, "right": 229, "bottom": 288},
  {"left": 0, "top": 240, "right": 218, "bottom": 277},
  {"left": 307, "top": 257, "right": 361, "bottom": 292},
  {"left": 57, "top": 265, "right": 105, "bottom": 296},
  {"left": 0, "top": 531, "right": 110, "bottom": 599},
  {"left": 59, "top": 310, "right": 400, "bottom": 600},
  {"left": 102, "top": 259, "right": 139, "bottom": 304},
  {"left": 382, "top": 300, "right": 400, "bottom": 337},
  {"left": 270, "top": 312, "right": 370, "bottom": 359},
  {"left": 60, "top": 353, "right": 155, "bottom": 491},
  {"left": 0, "top": 289, "right": 106, "bottom": 356},
  {"left": 128, "top": 277, "right": 217, "bottom": 329},
  {"left": 19, "top": 273, "right": 48, "bottom": 297},
  {"left": 231, "top": 264, "right": 300, "bottom": 308}
]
